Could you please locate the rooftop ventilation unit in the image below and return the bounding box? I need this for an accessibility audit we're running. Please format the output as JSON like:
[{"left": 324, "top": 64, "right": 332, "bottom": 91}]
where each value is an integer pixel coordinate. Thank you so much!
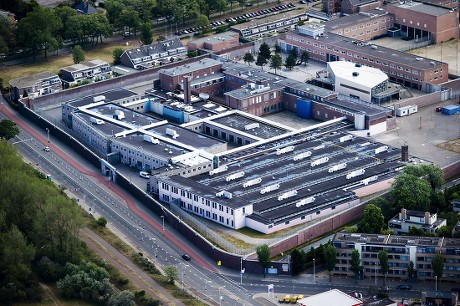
[
  {"left": 311, "top": 156, "right": 329, "bottom": 167},
  {"left": 296, "top": 196, "right": 316, "bottom": 207},
  {"left": 260, "top": 184, "right": 280, "bottom": 194},
  {"left": 278, "top": 190, "right": 298, "bottom": 201},
  {"left": 346, "top": 168, "right": 366, "bottom": 179},
  {"left": 209, "top": 165, "right": 228, "bottom": 175},
  {"left": 166, "top": 128, "right": 179, "bottom": 139},
  {"left": 243, "top": 177, "right": 262, "bottom": 188},
  {"left": 276, "top": 145, "right": 295, "bottom": 155},
  {"left": 293, "top": 151, "right": 312, "bottom": 161},
  {"left": 226, "top": 171, "right": 245, "bottom": 182}
]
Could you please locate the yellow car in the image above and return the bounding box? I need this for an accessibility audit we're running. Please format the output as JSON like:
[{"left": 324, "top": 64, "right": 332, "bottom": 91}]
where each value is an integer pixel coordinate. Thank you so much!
[{"left": 290, "top": 296, "right": 298, "bottom": 303}]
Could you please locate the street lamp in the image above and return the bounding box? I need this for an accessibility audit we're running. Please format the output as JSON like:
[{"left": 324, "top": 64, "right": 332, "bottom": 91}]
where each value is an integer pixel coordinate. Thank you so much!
[
  {"left": 160, "top": 215, "right": 164, "bottom": 231},
  {"left": 46, "top": 128, "right": 50, "bottom": 143},
  {"left": 375, "top": 261, "right": 377, "bottom": 286},
  {"left": 313, "top": 258, "right": 316, "bottom": 284},
  {"left": 436, "top": 275, "right": 438, "bottom": 291}
]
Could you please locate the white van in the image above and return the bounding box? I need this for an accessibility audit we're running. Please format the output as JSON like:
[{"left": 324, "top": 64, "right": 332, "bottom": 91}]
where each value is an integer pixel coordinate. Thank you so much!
[{"left": 139, "top": 171, "right": 150, "bottom": 179}]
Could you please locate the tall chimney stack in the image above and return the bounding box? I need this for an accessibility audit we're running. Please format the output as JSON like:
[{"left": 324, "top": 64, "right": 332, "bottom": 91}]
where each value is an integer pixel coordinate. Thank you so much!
[{"left": 183, "top": 76, "right": 191, "bottom": 104}]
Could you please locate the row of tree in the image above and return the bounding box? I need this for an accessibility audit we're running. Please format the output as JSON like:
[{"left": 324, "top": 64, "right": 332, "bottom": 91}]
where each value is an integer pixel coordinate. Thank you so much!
[
  {"left": 243, "top": 42, "right": 310, "bottom": 73},
  {"left": 0, "top": 130, "right": 160, "bottom": 305}
]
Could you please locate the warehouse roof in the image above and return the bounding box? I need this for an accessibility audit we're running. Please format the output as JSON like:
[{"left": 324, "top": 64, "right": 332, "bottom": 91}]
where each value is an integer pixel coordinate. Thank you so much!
[{"left": 328, "top": 61, "right": 388, "bottom": 89}]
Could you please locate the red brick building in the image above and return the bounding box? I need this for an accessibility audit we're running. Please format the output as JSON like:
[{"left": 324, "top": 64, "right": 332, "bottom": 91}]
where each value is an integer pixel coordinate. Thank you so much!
[
  {"left": 159, "top": 58, "right": 225, "bottom": 97},
  {"left": 281, "top": 25, "right": 449, "bottom": 91},
  {"left": 387, "top": 2, "right": 459, "bottom": 44},
  {"left": 187, "top": 32, "right": 240, "bottom": 52}
]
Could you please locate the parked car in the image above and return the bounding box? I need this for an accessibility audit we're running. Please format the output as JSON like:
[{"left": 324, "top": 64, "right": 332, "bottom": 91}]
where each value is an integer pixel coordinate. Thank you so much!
[
  {"left": 300, "top": 0, "right": 307, "bottom": 3},
  {"left": 436, "top": 106, "right": 442, "bottom": 112},
  {"left": 139, "top": 171, "right": 150, "bottom": 179},
  {"left": 396, "top": 284, "right": 411, "bottom": 290},
  {"left": 44, "top": 146, "right": 50, "bottom": 152},
  {"left": 182, "top": 253, "right": 191, "bottom": 261}
]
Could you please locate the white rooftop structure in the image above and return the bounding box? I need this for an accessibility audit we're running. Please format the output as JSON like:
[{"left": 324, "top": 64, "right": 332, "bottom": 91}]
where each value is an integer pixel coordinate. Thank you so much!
[
  {"left": 297, "top": 289, "right": 363, "bottom": 306},
  {"left": 327, "top": 61, "right": 389, "bottom": 103}
]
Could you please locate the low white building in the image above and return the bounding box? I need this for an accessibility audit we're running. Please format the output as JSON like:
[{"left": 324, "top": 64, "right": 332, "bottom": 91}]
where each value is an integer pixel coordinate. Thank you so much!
[
  {"left": 388, "top": 208, "right": 447, "bottom": 235},
  {"left": 297, "top": 289, "right": 363, "bottom": 306},
  {"left": 327, "top": 61, "right": 389, "bottom": 103}
]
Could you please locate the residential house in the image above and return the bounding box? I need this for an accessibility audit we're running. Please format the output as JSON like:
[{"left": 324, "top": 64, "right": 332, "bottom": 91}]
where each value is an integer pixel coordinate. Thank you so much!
[
  {"left": 388, "top": 208, "right": 447, "bottom": 234},
  {"left": 119, "top": 38, "right": 187, "bottom": 70},
  {"left": 9, "top": 71, "right": 61, "bottom": 101},
  {"left": 60, "top": 59, "right": 112, "bottom": 88}
]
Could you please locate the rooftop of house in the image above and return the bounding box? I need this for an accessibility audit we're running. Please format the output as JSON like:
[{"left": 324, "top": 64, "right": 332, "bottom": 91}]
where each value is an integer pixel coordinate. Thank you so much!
[
  {"left": 9, "top": 71, "right": 59, "bottom": 88},
  {"left": 123, "top": 38, "right": 186, "bottom": 60},
  {"left": 61, "top": 59, "right": 110, "bottom": 73}
]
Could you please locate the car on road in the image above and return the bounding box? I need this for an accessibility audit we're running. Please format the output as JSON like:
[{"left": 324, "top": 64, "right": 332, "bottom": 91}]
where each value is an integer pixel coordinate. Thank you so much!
[
  {"left": 44, "top": 146, "right": 50, "bottom": 152},
  {"left": 139, "top": 171, "right": 150, "bottom": 179},
  {"left": 396, "top": 284, "right": 411, "bottom": 290},
  {"left": 300, "top": 0, "right": 307, "bottom": 3},
  {"left": 380, "top": 286, "right": 390, "bottom": 293},
  {"left": 182, "top": 253, "right": 191, "bottom": 261}
]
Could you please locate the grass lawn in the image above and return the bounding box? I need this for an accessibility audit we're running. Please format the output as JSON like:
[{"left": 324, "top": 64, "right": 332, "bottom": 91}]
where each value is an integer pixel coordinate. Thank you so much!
[{"left": 0, "top": 40, "right": 136, "bottom": 85}]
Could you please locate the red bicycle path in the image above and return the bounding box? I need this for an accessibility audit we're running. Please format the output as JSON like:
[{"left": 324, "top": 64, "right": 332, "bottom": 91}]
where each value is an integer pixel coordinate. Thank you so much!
[{"left": 1, "top": 106, "right": 216, "bottom": 272}]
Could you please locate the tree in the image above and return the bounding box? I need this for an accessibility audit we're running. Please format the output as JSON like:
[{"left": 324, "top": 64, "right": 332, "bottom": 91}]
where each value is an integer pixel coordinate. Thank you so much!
[
  {"left": 403, "top": 164, "right": 444, "bottom": 191},
  {"left": 0, "top": 120, "right": 20, "bottom": 140},
  {"left": 17, "top": 6, "right": 63, "bottom": 58},
  {"left": 300, "top": 51, "right": 309, "bottom": 65},
  {"left": 165, "top": 266, "right": 177, "bottom": 284},
  {"left": 256, "top": 244, "right": 271, "bottom": 277},
  {"left": 139, "top": 22, "right": 153, "bottom": 45},
  {"left": 391, "top": 172, "right": 431, "bottom": 211},
  {"left": 290, "top": 249, "right": 306, "bottom": 276},
  {"left": 269, "top": 53, "right": 282, "bottom": 75},
  {"left": 258, "top": 42, "right": 271, "bottom": 60},
  {"left": 323, "top": 243, "right": 336, "bottom": 282},
  {"left": 289, "top": 48, "right": 298, "bottom": 59},
  {"left": 108, "top": 290, "right": 135, "bottom": 306},
  {"left": 72, "top": 45, "right": 85, "bottom": 64},
  {"left": 284, "top": 54, "right": 296, "bottom": 70},
  {"left": 187, "top": 50, "right": 197, "bottom": 58},
  {"left": 97, "top": 217, "right": 107, "bottom": 227},
  {"left": 243, "top": 52, "right": 255, "bottom": 65},
  {"left": 432, "top": 253, "right": 444, "bottom": 289},
  {"left": 408, "top": 226, "right": 426, "bottom": 236},
  {"left": 378, "top": 251, "right": 389, "bottom": 286},
  {"left": 113, "top": 47, "right": 124, "bottom": 65},
  {"left": 105, "top": 0, "right": 126, "bottom": 24},
  {"left": 358, "top": 204, "right": 384, "bottom": 234},
  {"left": 196, "top": 14, "right": 210, "bottom": 31},
  {"left": 274, "top": 43, "right": 281, "bottom": 54},
  {"left": 350, "top": 249, "right": 361, "bottom": 284},
  {"left": 256, "top": 54, "right": 267, "bottom": 70},
  {"left": 118, "top": 9, "right": 141, "bottom": 35},
  {"left": 407, "top": 261, "right": 415, "bottom": 279}
]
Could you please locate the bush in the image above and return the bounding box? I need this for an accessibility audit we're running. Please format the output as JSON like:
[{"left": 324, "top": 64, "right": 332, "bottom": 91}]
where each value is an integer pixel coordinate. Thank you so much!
[
  {"left": 97, "top": 217, "right": 107, "bottom": 227},
  {"left": 187, "top": 50, "right": 197, "bottom": 58}
]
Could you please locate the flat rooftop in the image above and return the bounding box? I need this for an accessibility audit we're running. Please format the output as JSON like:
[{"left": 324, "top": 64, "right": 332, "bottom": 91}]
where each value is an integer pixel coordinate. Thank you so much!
[
  {"left": 210, "top": 112, "right": 292, "bottom": 139},
  {"left": 334, "top": 233, "right": 448, "bottom": 247},
  {"left": 391, "top": 2, "right": 454, "bottom": 16},
  {"left": 66, "top": 89, "right": 138, "bottom": 108},
  {"left": 159, "top": 58, "right": 222, "bottom": 77},
  {"left": 291, "top": 31, "right": 447, "bottom": 70},
  {"left": 161, "top": 123, "right": 403, "bottom": 226},
  {"left": 9, "top": 71, "right": 58, "bottom": 88},
  {"left": 85, "top": 103, "right": 162, "bottom": 127},
  {"left": 325, "top": 10, "right": 389, "bottom": 31}
]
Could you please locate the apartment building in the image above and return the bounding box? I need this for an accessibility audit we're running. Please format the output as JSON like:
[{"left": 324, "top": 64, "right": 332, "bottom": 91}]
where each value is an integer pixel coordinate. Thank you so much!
[
  {"left": 60, "top": 59, "right": 112, "bottom": 88},
  {"left": 9, "top": 71, "right": 61, "bottom": 101},
  {"left": 333, "top": 233, "right": 460, "bottom": 281},
  {"left": 281, "top": 24, "right": 448, "bottom": 91}
]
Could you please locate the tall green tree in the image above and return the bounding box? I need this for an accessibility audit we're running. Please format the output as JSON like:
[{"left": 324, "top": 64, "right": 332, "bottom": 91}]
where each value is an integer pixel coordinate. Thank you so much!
[
  {"left": 139, "top": 22, "right": 153, "bottom": 45},
  {"left": 0, "top": 120, "right": 20, "bottom": 140},
  {"left": 270, "top": 53, "right": 282, "bottom": 75},
  {"left": 256, "top": 54, "right": 267, "bottom": 70},
  {"left": 284, "top": 54, "right": 296, "bottom": 70},
  {"left": 274, "top": 43, "right": 281, "bottom": 54},
  {"left": 72, "top": 45, "right": 85, "bottom": 64},
  {"left": 350, "top": 249, "right": 361, "bottom": 284},
  {"left": 290, "top": 249, "right": 306, "bottom": 276},
  {"left": 256, "top": 244, "right": 271, "bottom": 277},
  {"left": 243, "top": 52, "right": 255, "bottom": 65},
  {"left": 165, "top": 266, "right": 178, "bottom": 284},
  {"left": 196, "top": 14, "right": 210, "bottom": 31},
  {"left": 358, "top": 204, "right": 384, "bottom": 234},
  {"left": 432, "top": 253, "right": 444, "bottom": 290},
  {"left": 407, "top": 260, "right": 415, "bottom": 279},
  {"left": 113, "top": 47, "right": 124, "bottom": 65},
  {"left": 323, "top": 243, "right": 337, "bottom": 282},
  {"left": 105, "top": 0, "right": 126, "bottom": 25},
  {"left": 258, "top": 42, "right": 271, "bottom": 60},
  {"left": 403, "top": 164, "right": 444, "bottom": 191},
  {"left": 391, "top": 172, "right": 431, "bottom": 211},
  {"left": 109, "top": 290, "right": 135, "bottom": 306},
  {"left": 378, "top": 251, "right": 389, "bottom": 286},
  {"left": 54, "top": 5, "right": 77, "bottom": 40},
  {"left": 118, "top": 9, "right": 141, "bottom": 35},
  {"left": 0, "top": 14, "right": 16, "bottom": 54},
  {"left": 300, "top": 51, "right": 309, "bottom": 65},
  {"left": 17, "top": 6, "right": 63, "bottom": 57}
]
